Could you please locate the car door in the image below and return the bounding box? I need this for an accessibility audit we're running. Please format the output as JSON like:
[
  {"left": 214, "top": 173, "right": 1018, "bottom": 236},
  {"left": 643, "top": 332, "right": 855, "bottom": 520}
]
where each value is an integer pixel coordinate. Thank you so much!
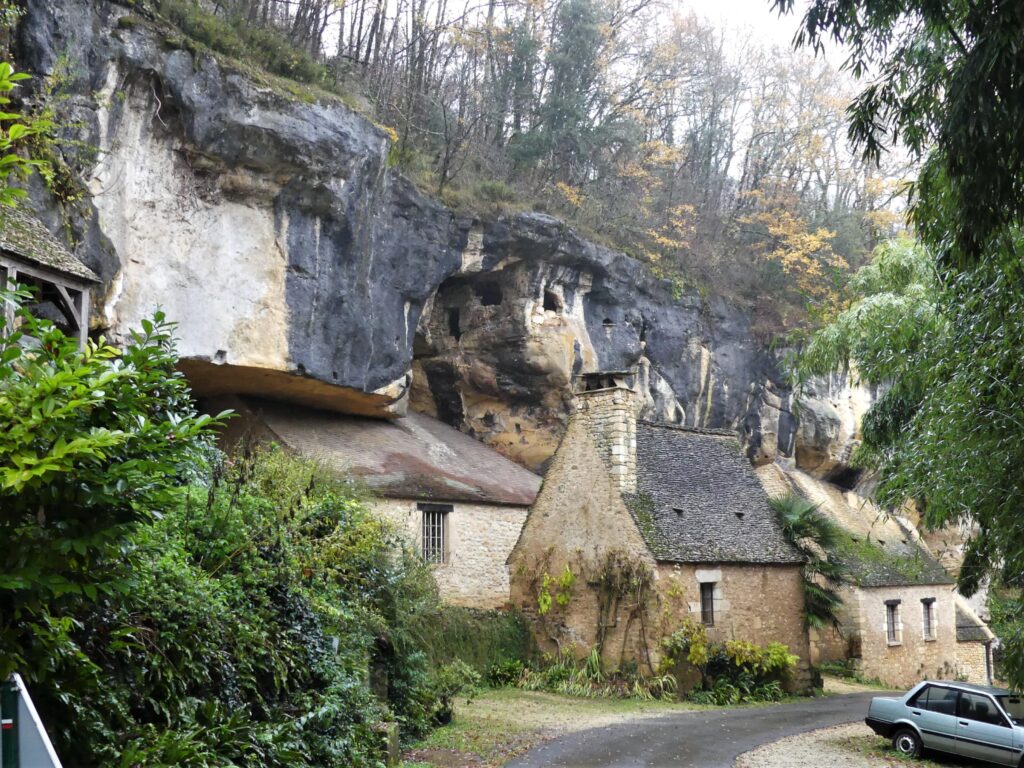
[
  {"left": 908, "top": 685, "right": 959, "bottom": 756},
  {"left": 956, "top": 691, "right": 1020, "bottom": 766}
]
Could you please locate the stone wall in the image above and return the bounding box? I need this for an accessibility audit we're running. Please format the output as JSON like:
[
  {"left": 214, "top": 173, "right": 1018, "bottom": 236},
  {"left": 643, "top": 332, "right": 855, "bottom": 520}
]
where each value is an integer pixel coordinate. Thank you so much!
[
  {"left": 809, "top": 584, "right": 863, "bottom": 666},
  {"left": 847, "top": 585, "right": 961, "bottom": 689},
  {"left": 508, "top": 415, "right": 657, "bottom": 667},
  {"left": 956, "top": 641, "right": 991, "bottom": 685},
  {"left": 509, "top": 412, "right": 812, "bottom": 689},
  {"left": 573, "top": 386, "right": 639, "bottom": 492},
  {"left": 371, "top": 498, "right": 527, "bottom": 610},
  {"left": 656, "top": 562, "right": 814, "bottom": 688}
]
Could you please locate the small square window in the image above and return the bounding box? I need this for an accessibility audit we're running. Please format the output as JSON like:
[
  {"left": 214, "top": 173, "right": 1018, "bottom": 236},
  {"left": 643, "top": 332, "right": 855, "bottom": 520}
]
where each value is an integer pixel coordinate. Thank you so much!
[
  {"left": 700, "top": 582, "right": 715, "bottom": 626},
  {"left": 419, "top": 504, "right": 451, "bottom": 564}
]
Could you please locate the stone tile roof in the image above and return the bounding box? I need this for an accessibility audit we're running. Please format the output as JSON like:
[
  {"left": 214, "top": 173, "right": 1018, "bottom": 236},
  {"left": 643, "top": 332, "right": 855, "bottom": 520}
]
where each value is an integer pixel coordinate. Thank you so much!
[
  {"left": 0, "top": 207, "right": 98, "bottom": 282},
  {"left": 625, "top": 421, "right": 803, "bottom": 564},
  {"left": 834, "top": 531, "right": 955, "bottom": 588},
  {"left": 956, "top": 601, "right": 995, "bottom": 643},
  {"left": 756, "top": 464, "right": 954, "bottom": 588},
  {"left": 246, "top": 398, "right": 541, "bottom": 506}
]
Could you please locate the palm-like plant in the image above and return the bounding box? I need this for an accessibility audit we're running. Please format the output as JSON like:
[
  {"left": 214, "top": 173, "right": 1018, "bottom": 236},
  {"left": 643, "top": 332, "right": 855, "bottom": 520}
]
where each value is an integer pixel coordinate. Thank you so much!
[{"left": 770, "top": 494, "right": 846, "bottom": 631}]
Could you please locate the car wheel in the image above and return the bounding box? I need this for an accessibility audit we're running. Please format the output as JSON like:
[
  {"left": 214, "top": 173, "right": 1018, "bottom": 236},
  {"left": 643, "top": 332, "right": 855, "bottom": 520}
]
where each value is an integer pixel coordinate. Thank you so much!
[{"left": 892, "top": 728, "right": 922, "bottom": 758}]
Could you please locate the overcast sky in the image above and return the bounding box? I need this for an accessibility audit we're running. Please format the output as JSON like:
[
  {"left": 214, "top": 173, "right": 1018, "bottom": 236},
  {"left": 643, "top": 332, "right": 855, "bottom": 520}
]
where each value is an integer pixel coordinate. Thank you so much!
[{"left": 679, "top": 0, "right": 853, "bottom": 67}]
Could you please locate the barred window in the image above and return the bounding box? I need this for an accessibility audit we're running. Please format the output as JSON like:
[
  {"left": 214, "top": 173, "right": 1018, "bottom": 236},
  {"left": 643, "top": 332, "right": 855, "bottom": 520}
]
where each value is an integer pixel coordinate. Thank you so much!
[
  {"left": 419, "top": 504, "right": 451, "bottom": 564},
  {"left": 922, "top": 598, "right": 936, "bottom": 640},
  {"left": 700, "top": 582, "right": 715, "bottom": 626}
]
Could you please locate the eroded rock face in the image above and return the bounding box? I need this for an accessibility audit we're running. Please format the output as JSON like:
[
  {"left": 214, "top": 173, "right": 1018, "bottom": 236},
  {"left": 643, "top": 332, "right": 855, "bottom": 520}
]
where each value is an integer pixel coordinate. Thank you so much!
[
  {"left": 413, "top": 214, "right": 796, "bottom": 469},
  {"left": 19, "top": 0, "right": 845, "bottom": 470},
  {"left": 21, "top": 0, "right": 463, "bottom": 415},
  {"left": 792, "top": 374, "right": 879, "bottom": 484}
]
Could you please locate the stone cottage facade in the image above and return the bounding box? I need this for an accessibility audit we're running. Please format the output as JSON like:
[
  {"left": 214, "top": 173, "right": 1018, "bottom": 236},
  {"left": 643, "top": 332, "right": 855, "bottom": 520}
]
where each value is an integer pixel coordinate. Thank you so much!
[
  {"left": 215, "top": 396, "right": 541, "bottom": 609},
  {"left": 508, "top": 375, "right": 813, "bottom": 687},
  {"left": 757, "top": 463, "right": 995, "bottom": 688}
]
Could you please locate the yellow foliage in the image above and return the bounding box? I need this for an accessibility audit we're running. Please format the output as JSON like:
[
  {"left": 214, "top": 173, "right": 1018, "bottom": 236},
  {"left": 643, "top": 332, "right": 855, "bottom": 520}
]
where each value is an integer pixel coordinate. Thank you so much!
[{"left": 555, "top": 181, "right": 584, "bottom": 208}]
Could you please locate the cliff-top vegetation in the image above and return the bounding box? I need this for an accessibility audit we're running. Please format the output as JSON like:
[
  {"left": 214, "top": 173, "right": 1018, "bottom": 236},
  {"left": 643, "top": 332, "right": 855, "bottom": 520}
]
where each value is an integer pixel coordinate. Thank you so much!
[{"left": 136, "top": 0, "right": 910, "bottom": 332}]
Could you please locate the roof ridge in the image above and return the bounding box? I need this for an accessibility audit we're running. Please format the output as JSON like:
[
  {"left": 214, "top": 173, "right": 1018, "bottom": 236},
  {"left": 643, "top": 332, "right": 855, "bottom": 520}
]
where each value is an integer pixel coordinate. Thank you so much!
[{"left": 638, "top": 420, "right": 737, "bottom": 437}]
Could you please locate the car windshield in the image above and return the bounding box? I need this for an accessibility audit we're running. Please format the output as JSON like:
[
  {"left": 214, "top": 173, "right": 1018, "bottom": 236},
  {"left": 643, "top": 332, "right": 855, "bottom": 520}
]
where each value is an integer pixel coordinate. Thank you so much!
[{"left": 996, "top": 694, "right": 1024, "bottom": 725}]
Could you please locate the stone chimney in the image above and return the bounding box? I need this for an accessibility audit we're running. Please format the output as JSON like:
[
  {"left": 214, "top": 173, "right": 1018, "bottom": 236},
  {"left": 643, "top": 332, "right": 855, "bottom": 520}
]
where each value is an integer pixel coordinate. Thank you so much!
[{"left": 574, "top": 371, "right": 640, "bottom": 493}]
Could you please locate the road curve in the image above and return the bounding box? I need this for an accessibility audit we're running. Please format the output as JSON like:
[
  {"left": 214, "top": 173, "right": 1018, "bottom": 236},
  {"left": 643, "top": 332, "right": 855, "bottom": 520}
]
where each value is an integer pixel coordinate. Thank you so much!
[{"left": 506, "top": 692, "right": 879, "bottom": 768}]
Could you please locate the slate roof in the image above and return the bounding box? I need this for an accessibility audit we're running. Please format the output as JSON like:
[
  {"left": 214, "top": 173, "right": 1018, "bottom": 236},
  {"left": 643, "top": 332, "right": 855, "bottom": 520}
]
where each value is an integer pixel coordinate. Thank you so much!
[
  {"left": 246, "top": 398, "right": 541, "bottom": 506},
  {"left": 625, "top": 421, "right": 803, "bottom": 564},
  {"left": 834, "top": 531, "right": 955, "bottom": 588},
  {"left": 957, "top": 603, "right": 994, "bottom": 643},
  {"left": 0, "top": 207, "right": 98, "bottom": 283}
]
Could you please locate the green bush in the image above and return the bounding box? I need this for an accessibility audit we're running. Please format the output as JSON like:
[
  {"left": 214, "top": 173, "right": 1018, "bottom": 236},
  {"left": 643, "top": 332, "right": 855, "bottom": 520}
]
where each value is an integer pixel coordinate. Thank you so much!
[
  {"left": 410, "top": 605, "right": 533, "bottom": 676},
  {"left": 26, "top": 445, "right": 445, "bottom": 766},
  {"left": 429, "top": 660, "right": 481, "bottom": 725},
  {"left": 487, "top": 658, "right": 526, "bottom": 687},
  {"left": 661, "top": 620, "right": 798, "bottom": 704},
  {"left": 516, "top": 647, "right": 677, "bottom": 700},
  {"left": 475, "top": 179, "right": 516, "bottom": 203},
  {"left": 0, "top": 286, "right": 451, "bottom": 765}
]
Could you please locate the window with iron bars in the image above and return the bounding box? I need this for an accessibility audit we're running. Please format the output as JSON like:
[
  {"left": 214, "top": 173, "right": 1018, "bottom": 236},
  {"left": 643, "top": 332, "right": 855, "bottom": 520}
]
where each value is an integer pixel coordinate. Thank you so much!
[{"left": 419, "top": 503, "right": 451, "bottom": 564}]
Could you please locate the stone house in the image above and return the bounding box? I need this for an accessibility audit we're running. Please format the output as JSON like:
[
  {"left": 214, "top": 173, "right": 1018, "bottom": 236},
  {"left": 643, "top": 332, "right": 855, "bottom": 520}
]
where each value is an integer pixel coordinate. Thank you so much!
[
  {"left": 508, "top": 374, "right": 813, "bottom": 687},
  {"left": 215, "top": 396, "right": 541, "bottom": 609},
  {"left": 757, "top": 463, "right": 995, "bottom": 688}
]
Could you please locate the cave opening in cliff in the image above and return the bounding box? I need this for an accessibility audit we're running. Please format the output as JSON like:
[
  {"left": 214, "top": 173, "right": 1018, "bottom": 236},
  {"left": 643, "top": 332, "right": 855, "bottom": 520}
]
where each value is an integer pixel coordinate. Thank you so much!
[
  {"left": 447, "top": 307, "right": 462, "bottom": 340},
  {"left": 543, "top": 290, "right": 562, "bottom": 313},
  {"left": 825, "top": 464, "right": 863, "bottom": 491},
  {"left": 476, "top": 282, "right": 503, "bottom": 306}
]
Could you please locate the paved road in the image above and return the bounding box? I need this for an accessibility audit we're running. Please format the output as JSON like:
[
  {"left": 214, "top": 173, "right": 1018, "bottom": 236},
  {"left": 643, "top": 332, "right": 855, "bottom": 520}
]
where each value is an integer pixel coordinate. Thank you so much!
[{"left": 507, "top": 692, "right": 878, "bottom": 768}]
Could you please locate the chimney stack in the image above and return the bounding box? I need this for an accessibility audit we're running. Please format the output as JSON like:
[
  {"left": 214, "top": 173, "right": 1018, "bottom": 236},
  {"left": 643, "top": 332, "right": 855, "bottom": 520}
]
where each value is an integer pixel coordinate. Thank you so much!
[{"left": 574, "top": 371, "right": 640, "bottom": 493}]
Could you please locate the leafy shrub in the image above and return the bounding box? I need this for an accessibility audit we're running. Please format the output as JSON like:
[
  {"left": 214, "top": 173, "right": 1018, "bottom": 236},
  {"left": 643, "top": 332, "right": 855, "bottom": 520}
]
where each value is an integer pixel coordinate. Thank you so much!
[
  {"left": 27, "top": 445, "right": 443, "bottom": 765},
  {"left": 516, "top": 647, "right": 677, "bottom": 700},
  {"left": 487, "top": 658, "right": 525, "bottom": 687},
  {"left": 429, "top": 660, "right": 481, "bottom": 725},
  {"left": 0, "top": 291, "right": 223, "bottom": 683},
  {"left": 0, "top": 287, "right": 450, "bottom": 764},
  {"left": 410, "top": 605, "right": 533, "bottom": 675},
  {"left": 661, "top": 621, "right": 798, "bottom": 704}
]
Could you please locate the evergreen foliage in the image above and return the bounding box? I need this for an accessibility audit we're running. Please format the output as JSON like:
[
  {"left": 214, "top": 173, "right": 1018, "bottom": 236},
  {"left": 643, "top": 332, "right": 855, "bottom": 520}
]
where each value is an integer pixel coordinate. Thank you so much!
[
  {"left": 770, "top": 494, "right": 846, "bottom": 631},
  {"left": 794, "top": 235, "right": 1024, "bottom": 686},
  {"left": 0, "top": 288, "right": 502, "bottom": 765}
]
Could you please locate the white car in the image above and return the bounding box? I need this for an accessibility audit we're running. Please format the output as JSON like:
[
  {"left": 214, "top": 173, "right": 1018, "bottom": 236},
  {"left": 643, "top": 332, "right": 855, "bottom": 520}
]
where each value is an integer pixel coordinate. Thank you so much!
[{"left": 866, "top": 680, "right": 1024, "bottom": 765}]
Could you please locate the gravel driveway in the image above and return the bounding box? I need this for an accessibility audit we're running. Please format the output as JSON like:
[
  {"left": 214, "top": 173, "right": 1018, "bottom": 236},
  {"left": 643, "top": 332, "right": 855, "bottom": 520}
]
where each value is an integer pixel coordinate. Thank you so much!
[
  {"left": 506, "top": 693, "right": 876, "bottom": 768},
  {"left": 735, "top": 723, "right": 893, "bottom": 767}
]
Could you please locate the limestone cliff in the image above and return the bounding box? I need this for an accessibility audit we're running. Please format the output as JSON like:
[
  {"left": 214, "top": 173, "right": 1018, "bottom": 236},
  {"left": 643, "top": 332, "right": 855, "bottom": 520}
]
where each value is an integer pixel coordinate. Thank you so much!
[{"left": 17, "top": 0, "right": 865, "bottom": 474}]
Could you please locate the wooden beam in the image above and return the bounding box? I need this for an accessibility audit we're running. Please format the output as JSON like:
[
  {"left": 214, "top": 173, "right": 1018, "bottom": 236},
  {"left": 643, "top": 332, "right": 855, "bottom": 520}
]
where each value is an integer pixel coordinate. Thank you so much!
[
  {"left": 1, "top": 264, "right": 16, "bottom": 334},
  {"left": 53, "top": 284, "right": 82, "bottom": 331}
]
